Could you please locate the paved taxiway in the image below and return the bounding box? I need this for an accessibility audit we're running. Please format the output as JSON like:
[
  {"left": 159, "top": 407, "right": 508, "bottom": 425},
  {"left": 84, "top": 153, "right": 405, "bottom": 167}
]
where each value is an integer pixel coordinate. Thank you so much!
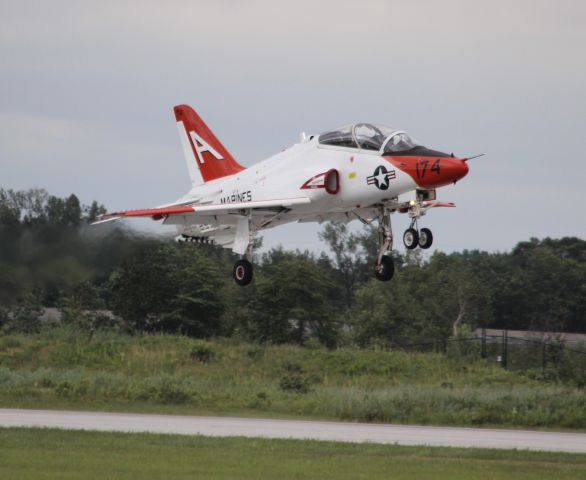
[{"left": 1, "top": 408, "right": 585, "bottom": 453}]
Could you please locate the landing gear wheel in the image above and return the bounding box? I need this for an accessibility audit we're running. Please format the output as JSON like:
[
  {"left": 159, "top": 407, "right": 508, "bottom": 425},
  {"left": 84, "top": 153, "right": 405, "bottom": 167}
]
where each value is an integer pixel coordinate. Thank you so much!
[
  {"left": 375, "top": 255, "right": 394, "bottom": 282},
  {"left": 418, "top": 228, "right": 433, "bottom": 249},
  {"left": 403, "top": 228, "right": 419, "bottom": 250},
  {"left": 233, "top": 259, "right": 253, "bottom": 286}
]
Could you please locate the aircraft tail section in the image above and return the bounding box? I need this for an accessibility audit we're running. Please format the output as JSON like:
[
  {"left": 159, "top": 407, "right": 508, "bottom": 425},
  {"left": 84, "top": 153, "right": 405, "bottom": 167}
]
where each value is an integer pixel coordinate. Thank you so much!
[{"left": 174, "top": 104, "right": 245, "bottom": 185}]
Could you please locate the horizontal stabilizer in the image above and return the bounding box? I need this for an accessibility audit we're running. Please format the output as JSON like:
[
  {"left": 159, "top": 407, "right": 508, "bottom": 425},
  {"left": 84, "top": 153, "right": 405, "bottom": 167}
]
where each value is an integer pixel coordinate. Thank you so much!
[{"left": 90, "top": 216, "right": 122, "bottom": 225}]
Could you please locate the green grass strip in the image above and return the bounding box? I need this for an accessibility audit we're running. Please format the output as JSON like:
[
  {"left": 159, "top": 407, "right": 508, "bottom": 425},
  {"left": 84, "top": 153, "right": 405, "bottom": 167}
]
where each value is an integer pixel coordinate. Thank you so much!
[{"left": 1, "top": 427, "right": 586, "bottom": 480}]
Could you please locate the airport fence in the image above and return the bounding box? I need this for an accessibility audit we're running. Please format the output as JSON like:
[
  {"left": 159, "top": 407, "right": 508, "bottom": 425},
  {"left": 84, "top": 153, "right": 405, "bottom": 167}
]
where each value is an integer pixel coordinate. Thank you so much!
[{"left": 387, "top": 329, "right": 586, "bottom": 385}]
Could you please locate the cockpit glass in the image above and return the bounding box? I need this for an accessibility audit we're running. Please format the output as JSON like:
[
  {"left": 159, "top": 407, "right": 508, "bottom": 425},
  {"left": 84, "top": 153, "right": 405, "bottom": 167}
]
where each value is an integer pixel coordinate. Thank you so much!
[
  {"left": 354, "top": 123, "right": 388, "bottom": 151},
  {"left": 318, "top": 125, "right": 357, "bottom": 148},
  {"left": 383, "top": 132, "right": 420, "bottom": 154},
  {"left": 318, "top": 124, "right": 418, "bottom": 153}
]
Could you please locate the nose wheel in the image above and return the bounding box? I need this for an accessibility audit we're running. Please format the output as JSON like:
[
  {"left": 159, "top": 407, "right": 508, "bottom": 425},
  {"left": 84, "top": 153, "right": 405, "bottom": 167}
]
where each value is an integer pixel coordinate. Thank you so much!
[
  {"left": 403, "top": 223, "right": 433, "bottom": 250},
  {"left": 418, "top": 228, "right": 433, "bottom": 249},
  {"left": 403, "top": 228, "right": 419, "bottom": 250}
]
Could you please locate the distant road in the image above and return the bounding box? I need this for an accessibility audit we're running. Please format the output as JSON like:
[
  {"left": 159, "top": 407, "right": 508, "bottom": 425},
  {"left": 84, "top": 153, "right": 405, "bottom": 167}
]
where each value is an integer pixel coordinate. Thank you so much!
[{"left": 1, "top": 408, "right": 585, "bottom": 453}]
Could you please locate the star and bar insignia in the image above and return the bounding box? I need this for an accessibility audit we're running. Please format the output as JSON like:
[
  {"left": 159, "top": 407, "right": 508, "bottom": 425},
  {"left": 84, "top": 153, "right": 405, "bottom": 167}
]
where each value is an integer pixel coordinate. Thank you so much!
[{"left": 367, "top": 165, "right": 396, "bottom": 190}]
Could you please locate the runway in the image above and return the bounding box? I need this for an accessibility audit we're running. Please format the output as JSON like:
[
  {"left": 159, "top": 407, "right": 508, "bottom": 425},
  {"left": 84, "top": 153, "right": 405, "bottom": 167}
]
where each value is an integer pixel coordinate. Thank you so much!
[{"left": 1, "top": 408, "right": 585, "bottom": 453}]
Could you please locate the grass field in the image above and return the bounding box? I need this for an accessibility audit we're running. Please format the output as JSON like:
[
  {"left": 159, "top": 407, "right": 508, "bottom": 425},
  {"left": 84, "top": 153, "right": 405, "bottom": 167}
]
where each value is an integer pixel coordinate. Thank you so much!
[
  {"left": 1, "top": 329, "right": 585, "bottom": 429},
  {"left": 1, "top": 427, "right": 585, "bottom": 480}
]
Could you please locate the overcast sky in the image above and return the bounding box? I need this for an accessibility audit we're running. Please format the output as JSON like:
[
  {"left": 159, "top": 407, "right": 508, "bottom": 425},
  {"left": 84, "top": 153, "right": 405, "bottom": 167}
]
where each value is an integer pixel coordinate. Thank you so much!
[{"left": 1, "top": 0, "right": 585, "bottom": 254}]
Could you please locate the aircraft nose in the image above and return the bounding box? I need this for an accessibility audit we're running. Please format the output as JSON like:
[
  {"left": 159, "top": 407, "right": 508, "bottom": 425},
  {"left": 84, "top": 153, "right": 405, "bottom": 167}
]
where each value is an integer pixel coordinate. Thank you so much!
[
  {"left": 384, "top": 153, "right": 470, "bottom": 188},
  {"left": 452, "top": 158, "right": 469, "bottom": 182}
]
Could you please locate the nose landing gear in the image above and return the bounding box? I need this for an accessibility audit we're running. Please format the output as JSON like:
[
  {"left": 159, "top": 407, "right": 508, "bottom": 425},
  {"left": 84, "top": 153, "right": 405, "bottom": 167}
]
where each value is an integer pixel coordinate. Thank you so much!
[
  {"left": 403, "top": 197, "right": 434, "bottom": 250},
  {"left": 402, "top": 223, "right": 433, "bottom": 250}
]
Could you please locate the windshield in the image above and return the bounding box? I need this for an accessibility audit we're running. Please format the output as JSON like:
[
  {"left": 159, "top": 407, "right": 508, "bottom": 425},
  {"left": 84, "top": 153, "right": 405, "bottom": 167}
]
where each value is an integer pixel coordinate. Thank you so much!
[
  {"left": 354, "top": 123, "right": 394, "bottom": 151},
  {"left": 318, "top": 124, "right": 419, "bottom": 153},
  {"left": 319, "top": 123, "right": 396, "bottom": 151},
  {"left": 318, "top": 125, "right": 357, "bottom": 148},
  {"left": 382, "top": 132, "right": 420, "bottom": 154}
]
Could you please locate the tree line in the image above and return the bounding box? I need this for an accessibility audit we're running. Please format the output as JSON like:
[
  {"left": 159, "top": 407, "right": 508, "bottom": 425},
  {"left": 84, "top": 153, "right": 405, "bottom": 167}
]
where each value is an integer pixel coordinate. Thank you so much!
[{"left": 1, "top": 188, "right": 584, "bottom": 346}]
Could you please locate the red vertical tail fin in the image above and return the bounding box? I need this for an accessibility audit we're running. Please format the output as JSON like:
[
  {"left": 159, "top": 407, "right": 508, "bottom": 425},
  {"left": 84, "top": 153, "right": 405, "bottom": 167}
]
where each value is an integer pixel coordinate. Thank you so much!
[{"left": 174, "top": 104, "right": 245, "bottom": 185}]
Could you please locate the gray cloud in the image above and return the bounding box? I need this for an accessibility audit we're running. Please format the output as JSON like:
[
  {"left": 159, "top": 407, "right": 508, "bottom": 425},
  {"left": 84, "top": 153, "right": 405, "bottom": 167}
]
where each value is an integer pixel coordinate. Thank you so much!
[{"left": 1, "top": 0, "right": 584, "bottom": 253}]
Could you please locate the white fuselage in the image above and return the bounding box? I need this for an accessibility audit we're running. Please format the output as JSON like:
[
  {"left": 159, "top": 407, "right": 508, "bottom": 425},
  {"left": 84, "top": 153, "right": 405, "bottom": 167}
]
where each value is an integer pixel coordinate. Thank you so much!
[{"left": 171, "top": 137, "right": 417, "bottom": 237}]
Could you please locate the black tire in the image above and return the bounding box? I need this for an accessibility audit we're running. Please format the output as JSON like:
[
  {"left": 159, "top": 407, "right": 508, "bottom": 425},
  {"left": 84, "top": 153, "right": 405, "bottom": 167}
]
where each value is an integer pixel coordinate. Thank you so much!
[
  {"left": 403, "top": 228, "right": 419, "bottom": 250},
  {"left": 375, "top": 255, "right": 394, "bottom": 281},
  {"left": 233, "top": 259, "right": 253, "bottom": 286},
  {"left": 418, "top": 228, "right": 433, "bottom": 249}
]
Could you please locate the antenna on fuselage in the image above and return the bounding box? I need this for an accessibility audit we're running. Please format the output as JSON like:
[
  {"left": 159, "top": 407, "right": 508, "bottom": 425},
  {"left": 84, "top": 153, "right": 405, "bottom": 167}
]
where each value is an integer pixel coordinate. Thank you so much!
[{"left": 462, "top": 153, "right": 485, "bottom": 162}]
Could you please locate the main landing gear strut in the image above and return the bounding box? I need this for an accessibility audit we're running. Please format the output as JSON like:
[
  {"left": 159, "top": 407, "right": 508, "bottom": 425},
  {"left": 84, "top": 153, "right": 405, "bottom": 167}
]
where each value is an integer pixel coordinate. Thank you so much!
[
  {"left": 374, "top": 208, "right": 395, "bottom": 282},
  {"left": 373, "top": 199, "right": 435, "bottom": 282},
  {"left": 233, "top": 215, "right": 255, "bottom": 286}
]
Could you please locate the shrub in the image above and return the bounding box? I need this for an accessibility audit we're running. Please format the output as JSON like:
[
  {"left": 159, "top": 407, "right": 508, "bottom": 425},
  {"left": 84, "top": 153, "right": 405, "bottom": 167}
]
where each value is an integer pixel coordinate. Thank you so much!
[
  {"left": 3, "top": 303, "right": 42, "bottom": 334},
  {"left": 279, "top": 372, "right": 311, "bottom": 393},
  {"left": 55, "top": 381, "right": 74, "bottom": 398},
  {"left": 279, "top": 361, "right": 312, "bottom": 393},
  {"left": 246, "top": 346, "right": 264, "bottom": 360},
  {"left": 158, "top": 379, "right": 192, "bottom": 404},
  {"left": 303, "top": 338, "right": 323, "bottom": 350},
  {"left": 189, "top": 342, "right": 215, "bottom": 363}
]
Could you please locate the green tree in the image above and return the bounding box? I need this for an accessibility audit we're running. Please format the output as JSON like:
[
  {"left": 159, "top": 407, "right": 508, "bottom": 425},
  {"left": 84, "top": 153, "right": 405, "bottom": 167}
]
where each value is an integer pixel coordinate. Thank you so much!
[
  {"left": 319, "top": 222, "right": 369, "bottom": 307},
  {"left": 1, "top": 295, "right": 43, "bottom": 334},
  {"left": 348, "top": 249, "right": 492, "bottom": 348},
  {"left": 245, "top": 249, "right": 340, "bottom": 345},
  {"left": 109, "top": 242, "right": 226, "bottom": 336}
]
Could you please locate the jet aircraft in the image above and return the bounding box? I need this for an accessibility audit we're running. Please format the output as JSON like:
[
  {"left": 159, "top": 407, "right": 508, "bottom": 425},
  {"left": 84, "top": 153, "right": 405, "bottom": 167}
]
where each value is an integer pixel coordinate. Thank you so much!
[{"left": 95, "top": 105, "right": 473, "bottom": 285}]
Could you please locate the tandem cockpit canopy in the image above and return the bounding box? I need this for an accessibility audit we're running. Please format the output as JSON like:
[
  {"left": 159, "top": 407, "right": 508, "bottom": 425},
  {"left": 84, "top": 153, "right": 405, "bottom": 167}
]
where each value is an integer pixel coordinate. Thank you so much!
[{"left": 318, "top": 124, "right": 421, "bottom": 154}]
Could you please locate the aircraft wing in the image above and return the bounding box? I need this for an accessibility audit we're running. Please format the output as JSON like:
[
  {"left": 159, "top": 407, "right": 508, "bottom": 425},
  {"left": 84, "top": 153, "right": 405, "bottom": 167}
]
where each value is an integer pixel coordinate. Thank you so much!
[{"left": 92, "top": 197, "right": 311, "bottom": 224}]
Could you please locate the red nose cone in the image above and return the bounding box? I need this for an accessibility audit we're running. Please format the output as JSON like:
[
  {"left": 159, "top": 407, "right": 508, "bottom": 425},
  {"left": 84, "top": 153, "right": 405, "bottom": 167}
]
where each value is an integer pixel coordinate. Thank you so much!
[
  {"left": 437, "top": 158, "right": 469, "bottom": 185},
  {"left": 384, "top": 155, "right": 470, "bottom": 189},
  {"left": 454, "top": 159, "right": 469, "bottom": 182}
]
